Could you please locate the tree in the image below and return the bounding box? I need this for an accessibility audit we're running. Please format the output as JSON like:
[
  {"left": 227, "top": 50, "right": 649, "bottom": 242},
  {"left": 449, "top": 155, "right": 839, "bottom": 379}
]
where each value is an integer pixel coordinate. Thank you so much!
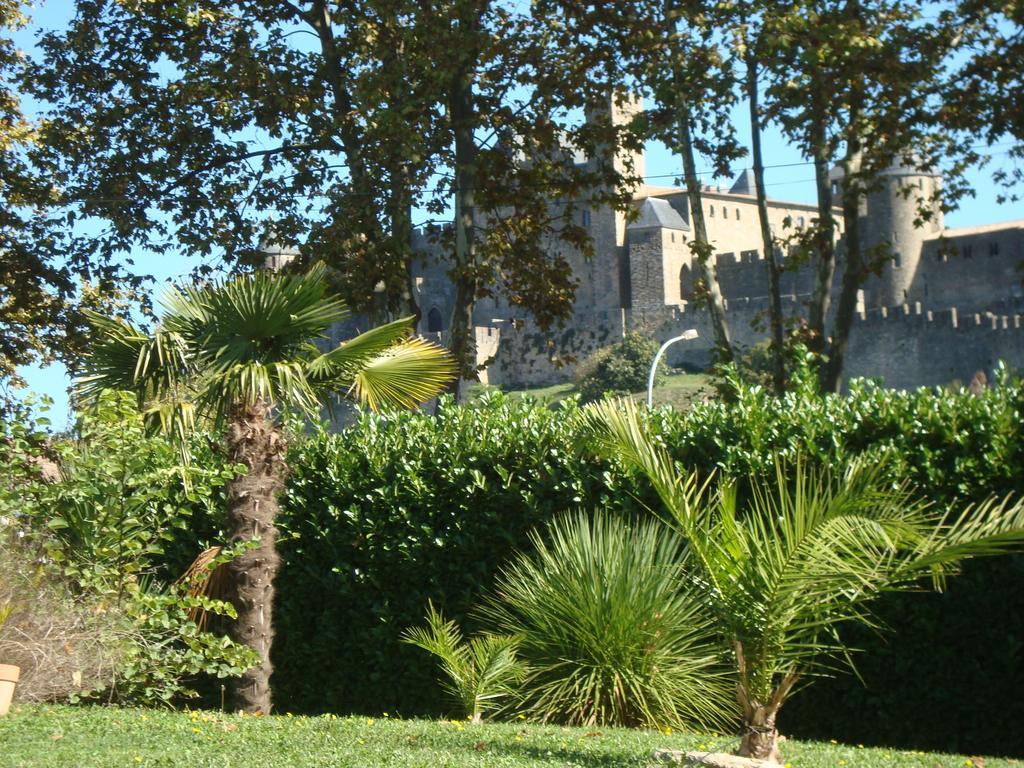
[
  {"left": 78, "top": 264, "right": 455, "bottom": 713},
  {"left": 588, "top": 398, "right": 1024, "bottom": 761},
  {"left": 655, "top": 1, "right": 738, "bottom": 362},
  {"left": 545, "top": 0, "right": 743, "bottom": 362},
  {"left": 759, "top": 0, "right": 967, "bottom": 391},
  {"left": 944, "top": 0, "right": 1024, "bottom": 199},
  {"left": 0, "top": 1, "right": 143, "bottom": 405},
  {"left": 30, "top": 0, "right": 632, "bottom": 390},
  {"left": 728, "top": 28, "right": 786, "bottom": 392}
]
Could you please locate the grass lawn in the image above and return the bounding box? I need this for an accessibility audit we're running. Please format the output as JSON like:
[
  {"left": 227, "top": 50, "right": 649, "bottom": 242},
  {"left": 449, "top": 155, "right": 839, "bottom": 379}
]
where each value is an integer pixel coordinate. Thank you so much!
[{"left": 2, "top": 705, "right": 1015, "bottom": 768}]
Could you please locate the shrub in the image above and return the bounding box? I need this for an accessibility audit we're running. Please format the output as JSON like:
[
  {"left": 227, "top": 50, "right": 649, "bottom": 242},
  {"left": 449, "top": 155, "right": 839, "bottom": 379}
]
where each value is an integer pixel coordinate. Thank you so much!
[
  {"left": 590, "top": 397, "right": 1024, "bottom": 760},
  {"left": 0, "top": 527, "right": 124, "bottom": 702},
  {"left": 402, "top": 602, "right": 523, "bottom": 723},
  {"left": 272, "top": 391, "right": 635, "bottom": 716},
  {"left": 0, "top": 392, "right": 256, "bottom": 705},
  {"left": 481, "top": 511, "right": 732, "bottom": 730},
  {"left": 575, "top": 332, "right": 663, "bottom": 403},
  {"left": 160, "top": 375, "right": 1024, "bottom": 753}
]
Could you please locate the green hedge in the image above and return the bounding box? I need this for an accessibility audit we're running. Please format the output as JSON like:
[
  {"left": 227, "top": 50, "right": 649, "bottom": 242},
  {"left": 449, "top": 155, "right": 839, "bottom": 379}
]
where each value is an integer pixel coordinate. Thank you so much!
[
  {"left": 272, "top": 394, "right": 642, "bottom": 717},
  {"left": 233, "top": 377, "right": 1024, "bottom": 753}
]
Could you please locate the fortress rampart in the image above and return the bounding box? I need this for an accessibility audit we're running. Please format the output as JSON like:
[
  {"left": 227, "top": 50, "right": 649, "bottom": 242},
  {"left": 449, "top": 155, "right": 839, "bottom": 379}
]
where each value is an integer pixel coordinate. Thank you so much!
[
  {"left": 406, "top": 95, "right": 1024, "bottom": 395},
  {"left": 485, "top": 297, "right": 1024, "bottom": 393}
]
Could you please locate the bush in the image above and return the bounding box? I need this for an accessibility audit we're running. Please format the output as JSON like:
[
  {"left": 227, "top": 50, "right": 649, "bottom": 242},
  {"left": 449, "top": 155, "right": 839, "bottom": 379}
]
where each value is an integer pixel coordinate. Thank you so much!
[
  {"left": 482, "top": 512, "right": 732, "bottom": 729},
  {"left": 575, "top": 332, "right": 663, "bottom": 403},
  {"left": 0, "top": 392, "right": 256, "bottom": 705},
  {"left": 402, "top": 603, "right": 523, "bottom": 723},
  {"left": 261, "top": 375, "right": 1024, "bottom": 755},
  {"left": 0, "top": 528, "right": 124, "bottom": 703},
  {"left": 271, "top": 391, "right": 638, "bottom": 716}
]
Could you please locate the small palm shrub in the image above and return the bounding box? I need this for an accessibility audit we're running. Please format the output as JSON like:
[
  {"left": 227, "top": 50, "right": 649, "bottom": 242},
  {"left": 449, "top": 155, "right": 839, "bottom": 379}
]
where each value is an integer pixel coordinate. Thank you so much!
[
  {"left": 402, "top": 602, "right": 523, "bottom": 723},
  {"left": 481, "top": 511, "right": 732, "bottom": 729},
  {"left": 588, "top": 397, "right": 1024, "bottom": 761},
  {"left": 575, "top": 332, "right": 662, "bottom": 403}
]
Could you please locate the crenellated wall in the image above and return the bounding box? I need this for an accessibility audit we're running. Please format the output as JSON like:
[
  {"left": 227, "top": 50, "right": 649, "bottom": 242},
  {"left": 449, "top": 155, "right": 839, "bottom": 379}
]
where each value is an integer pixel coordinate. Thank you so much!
[
  {"left": 399, "top": 109, "right": 1024, "bottom": 395},
  {"left": 486, "top": 298, "right": 1024, "bottom": 393}
]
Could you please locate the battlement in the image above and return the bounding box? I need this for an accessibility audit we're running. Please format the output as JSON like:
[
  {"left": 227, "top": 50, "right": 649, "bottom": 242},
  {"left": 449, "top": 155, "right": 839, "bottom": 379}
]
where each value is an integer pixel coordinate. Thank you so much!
[
  {"left": 715, "top": 250, "right": 767, "bottom": 269},
  {"left": 853, "top": 302, "right": 1024, "bottom": 333}
]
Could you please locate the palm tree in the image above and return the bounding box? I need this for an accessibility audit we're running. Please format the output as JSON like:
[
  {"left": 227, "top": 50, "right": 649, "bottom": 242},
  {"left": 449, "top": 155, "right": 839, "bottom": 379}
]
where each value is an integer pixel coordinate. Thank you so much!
[
  {"left": 78, "top": 264, "right": 455, "bottom": 714},
  {"left": 586, "top": 399, "right": 1024, "bottom": 762}
]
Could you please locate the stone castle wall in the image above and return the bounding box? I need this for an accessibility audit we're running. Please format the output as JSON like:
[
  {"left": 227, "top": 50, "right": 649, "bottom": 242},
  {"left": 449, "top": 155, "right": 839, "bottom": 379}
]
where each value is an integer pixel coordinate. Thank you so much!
[
  {"left": 914, "top": 227, "right": 1024, "bottom": 313},
  {"left": 487, "top": 298, "right": 1024, "bottom": 393},
  {"left": 403, "top": 96, "right": 1023, "bottom": 396}
]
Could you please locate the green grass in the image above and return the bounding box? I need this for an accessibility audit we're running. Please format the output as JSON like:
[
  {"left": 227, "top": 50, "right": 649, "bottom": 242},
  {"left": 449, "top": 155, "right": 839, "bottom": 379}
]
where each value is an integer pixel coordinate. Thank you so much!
[
  {"left": 471, "top": 372, "right": 713, "bottom": 410},
  {"left": 2, "top": 705, "right": 1016, "bottom": 768}
]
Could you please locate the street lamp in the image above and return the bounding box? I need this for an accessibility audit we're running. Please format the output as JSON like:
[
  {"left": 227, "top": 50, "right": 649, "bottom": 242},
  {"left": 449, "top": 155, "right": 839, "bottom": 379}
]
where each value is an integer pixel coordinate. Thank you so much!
[{"left": 647, "top": 329, "right": 699, "bottom": 408}]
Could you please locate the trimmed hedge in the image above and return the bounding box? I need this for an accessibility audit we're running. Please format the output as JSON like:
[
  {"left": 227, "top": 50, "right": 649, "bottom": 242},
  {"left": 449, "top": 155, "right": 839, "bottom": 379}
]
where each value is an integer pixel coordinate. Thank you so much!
[
  {"left": 272, "top": 394, "right": 643, "bottom": 717},
  {"left": 216, "top": 377, "right": 1024, "bottom": 753}
]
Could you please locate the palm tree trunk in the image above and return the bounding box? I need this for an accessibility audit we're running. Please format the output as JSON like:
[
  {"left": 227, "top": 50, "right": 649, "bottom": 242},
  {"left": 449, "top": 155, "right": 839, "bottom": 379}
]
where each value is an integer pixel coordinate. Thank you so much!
[
  {"left": 225, "top": 401, "right": 286, "bottom": 714},
  {"left": 735, "top": 643, "right": 798, "bottom": 762}
]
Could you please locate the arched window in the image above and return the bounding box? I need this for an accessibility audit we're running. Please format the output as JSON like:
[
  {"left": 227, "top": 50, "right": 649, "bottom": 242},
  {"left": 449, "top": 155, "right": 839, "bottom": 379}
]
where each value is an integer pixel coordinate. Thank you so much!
[
  {"left": 679, "top": 264, "right": 691, "bottom": 302},
  {"left": 427, "top": 307, "right": 444, "bottom": 333}
]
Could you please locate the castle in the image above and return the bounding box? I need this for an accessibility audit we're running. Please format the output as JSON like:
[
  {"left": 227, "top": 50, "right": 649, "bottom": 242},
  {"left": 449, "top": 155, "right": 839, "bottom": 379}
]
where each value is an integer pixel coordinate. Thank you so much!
[{"left": 410, "top": 96, "right": 1024, "bottom": 392}]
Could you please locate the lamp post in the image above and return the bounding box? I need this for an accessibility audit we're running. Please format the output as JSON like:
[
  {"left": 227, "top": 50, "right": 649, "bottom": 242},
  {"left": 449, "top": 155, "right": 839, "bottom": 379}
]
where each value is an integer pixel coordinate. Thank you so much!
[{"left": 647, "top": 329, "right": 699, "bottom": 407}]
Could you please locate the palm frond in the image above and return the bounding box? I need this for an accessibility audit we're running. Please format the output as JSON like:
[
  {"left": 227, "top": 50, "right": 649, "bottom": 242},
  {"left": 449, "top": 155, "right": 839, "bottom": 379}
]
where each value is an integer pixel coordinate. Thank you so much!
[
  {"left": 403, "top": 602, "right": 522, "bottom": 721},
  {"left": 348, "top": 336, "right": 457, "bottom": 411},
  {"left": 81, "top": 266, "right": 454, "bottom": 449},
  {"left": 585, "top": 398, "right": 1024, "bottom": 710},
  {"left": 307, "top": 317, "right": 417, "bottom": 382}
]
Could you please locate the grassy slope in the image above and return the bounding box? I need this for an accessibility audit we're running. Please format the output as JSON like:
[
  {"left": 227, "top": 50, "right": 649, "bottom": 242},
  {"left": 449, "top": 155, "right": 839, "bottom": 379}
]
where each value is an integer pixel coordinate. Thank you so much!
[
  {"left": 2, "top": 705, "right": 1014, "bottom": 768},
  {"left": 471, "top": 372, "right": 713, "bottom": 410}
]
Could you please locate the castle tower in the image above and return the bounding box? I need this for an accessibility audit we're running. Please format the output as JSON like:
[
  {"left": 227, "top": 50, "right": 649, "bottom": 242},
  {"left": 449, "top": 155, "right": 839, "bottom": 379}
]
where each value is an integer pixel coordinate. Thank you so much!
[
  {"left": 581, "top": 92, "right": 645, "bottom": 312},
  {"left": 861, "top": 159, "right": 944, "bottom": 307}
]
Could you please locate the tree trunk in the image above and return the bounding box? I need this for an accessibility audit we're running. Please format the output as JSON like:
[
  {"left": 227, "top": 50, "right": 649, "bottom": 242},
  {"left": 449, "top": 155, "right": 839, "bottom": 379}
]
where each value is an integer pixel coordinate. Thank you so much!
[
  {"left": 678, "top": 104, "right": 732, "bottom": 362},
  {"left": 745, "top": 50, "right": 785, "bottom": 393},
  {"left": 738, "top": 704, "right": 783, "bottom": 762},
  {"left": 664, "top": 3, "right": 731, "bottom": 361},
  {"left": 224, "top": 401, "right": 286, "bottom": 714},
  {"left": 824, "top": 135, "right": 864, "bottom": 393},
  {"left": 805, "top": 62, "right": 837, "bottom": 374},
  {"left": 735, "top": 642, "right": 798, "bottom": 763},
  {"left": 447, "top": 29, "right": 480, "bottom": 401},
  {"left": 390, "top": 158, "right": 421, "bottom": 322}
]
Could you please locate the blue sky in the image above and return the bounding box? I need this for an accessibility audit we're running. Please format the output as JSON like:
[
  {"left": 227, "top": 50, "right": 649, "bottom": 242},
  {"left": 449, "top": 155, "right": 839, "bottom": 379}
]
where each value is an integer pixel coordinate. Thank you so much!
[{"left": 12, "top": 2, "right": 1024, "bottom": 429}]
